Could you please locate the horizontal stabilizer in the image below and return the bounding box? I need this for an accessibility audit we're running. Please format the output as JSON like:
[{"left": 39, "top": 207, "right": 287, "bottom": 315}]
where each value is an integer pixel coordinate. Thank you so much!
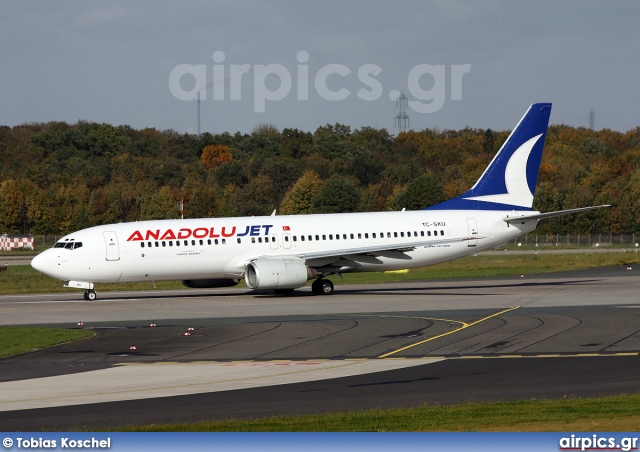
[{"left": 503, "top": 205, "right": 610, "bottom": 223}]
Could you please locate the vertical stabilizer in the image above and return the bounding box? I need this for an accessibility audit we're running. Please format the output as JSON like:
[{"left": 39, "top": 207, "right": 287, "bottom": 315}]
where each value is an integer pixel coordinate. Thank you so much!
[{"left": 428, "top": 103, "right": 552, "bottom": 211}]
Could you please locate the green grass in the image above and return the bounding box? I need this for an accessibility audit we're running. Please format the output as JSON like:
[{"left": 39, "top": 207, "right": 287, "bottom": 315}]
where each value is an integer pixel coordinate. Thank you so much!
[
  {"left": 114, "top": 393, "right": 640, "bottom": 432},
  {"left": 2, "top": 251, "right": 640, "bottom": 295},
  {"left": 342, "top": 251, "right": 640, "bottom": 284},
  {"left": 0, "top": 265, "right": 186, "bottom": 295},
  {"left": 0, "top": 326, "right": 94, "bottom": 358}
]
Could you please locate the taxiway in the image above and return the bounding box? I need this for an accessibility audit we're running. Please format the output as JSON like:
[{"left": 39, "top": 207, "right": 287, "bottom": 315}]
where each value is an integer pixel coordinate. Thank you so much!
[{"left": 0, "top": 266, "right": 639, "bottom": 429}]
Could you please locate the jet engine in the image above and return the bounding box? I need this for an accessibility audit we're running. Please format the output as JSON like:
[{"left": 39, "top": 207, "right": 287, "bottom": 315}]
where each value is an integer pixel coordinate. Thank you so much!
[{"left": 245, "top": 258, "right": 317, "bottom": 290}]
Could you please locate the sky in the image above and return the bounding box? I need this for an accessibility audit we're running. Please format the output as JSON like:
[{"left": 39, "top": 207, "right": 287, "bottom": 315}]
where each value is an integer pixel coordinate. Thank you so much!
[{"left": 1, "top": 1, "right": 639, "bottom": 135}]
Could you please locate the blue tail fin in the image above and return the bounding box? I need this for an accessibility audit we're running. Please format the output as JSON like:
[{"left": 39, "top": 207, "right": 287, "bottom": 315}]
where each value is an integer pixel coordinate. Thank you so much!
[{"left": 428, "top": 103, "right": 552, "bottom": 211}]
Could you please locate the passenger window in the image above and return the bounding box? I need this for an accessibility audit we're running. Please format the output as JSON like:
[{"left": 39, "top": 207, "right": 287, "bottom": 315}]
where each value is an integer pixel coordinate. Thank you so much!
[
  {"left": 207, "top": 239, "right": 211, "bottom": 245},
  {"left": 372, "top": 233, "right": 376, "bottom": 239},
  {"left": 440, "top": 230, "right": 444, "bottom": 236},
  {"left": 400, "top": 232, "right": 404, "bottom": 237},
  {"left": 215, "top": 239, "right": 219, "bottom": 245},
  {"left": 198, "top": 240, "right": 202, "bottom": 245},
  {"left": 191, "top": 240, "right": 196, "bottom": 246},
  {"left": 155, "top": 242, "right": 159, "bottom": 247},
  {"left": 184, "top": 240, "right": 188, "bottom": 246},
  {"left": 365, "top": 233, "right": 369, "bottom": 239},
  {"left": 350, "top": 234, "right": 354, "bottom": 239},
  {"left": 169, "top": 241, "right": 173, "bottom": 246},
  {"left": 329, "top": 234, "right": 333, "bottom": 240},
  {"left": 335, "top": 234, "right": 339, "bottom": 240},
  {"left": 421, "top": 231, "right": 424, "bottom": 237},
  {"left": 315, "top": 235, "right": 319, "bottom": 241},
  {"left": 176, "top": 241, "right": 180, "bottom": 247},
  {"left": 293, "top": 236, "right": 297, "bottom": 242},
  {"left": 222, "top": 239, "right": 226, "bottom": 244},
  {"left": 141, "top": 243, "right": 145, "bottom": 248},
  {"left": 285, "top": 236, "right": 289, "bottom": 242},
  {"left": 258, "top": 237, "right": 262, "bottom": 243},
  {"left": 394, "top": 232, "right": 398, "bottom": 238},
  {"left": 237, "top": 238, "right": 241, "bottom": 244},
  {"left": 300, "top": 236, "right": 305, "bottom": 242},
  {"left": 272, "top": 236, "right": 276, "bottom": 242},
  {"left": 358, "top": 233, "right": 362, "bottom": 239},
  {"left": 387, "top": 232, "right": 391, "bottom": 238},
  {"left": 322, "top": 235, "right": 326, "bottom": 240},
  {"left": 252, "top": 237, "right": 256, "bottom": 243},
  {"left": 162, "top": 241, "right": 166, "bottom": 247}
]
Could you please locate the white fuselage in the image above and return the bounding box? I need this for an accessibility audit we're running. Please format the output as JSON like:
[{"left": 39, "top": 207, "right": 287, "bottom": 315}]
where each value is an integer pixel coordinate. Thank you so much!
[{"left": 32, "top": 209, "right": 538, "bottom": 285}]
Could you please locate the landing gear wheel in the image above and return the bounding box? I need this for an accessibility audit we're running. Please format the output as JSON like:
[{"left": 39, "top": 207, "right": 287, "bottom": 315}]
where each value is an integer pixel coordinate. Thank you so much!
[
  {"left": 84, "top": 290, "right": 97, "bottom": 301},
  {"left": 312, "top": 278, "right": 334, "bottom": 295},
  {"left": 321, "top": 279, "right": 334, "bottom": 295},
  {"left": 311, "top": 279, "right": 323, "bottom": 295}
]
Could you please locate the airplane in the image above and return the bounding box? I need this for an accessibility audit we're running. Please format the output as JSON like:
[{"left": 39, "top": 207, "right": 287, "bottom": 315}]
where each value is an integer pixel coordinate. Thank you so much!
[{"left": 31, "top": 103, "right": 608, "bottom": 300}]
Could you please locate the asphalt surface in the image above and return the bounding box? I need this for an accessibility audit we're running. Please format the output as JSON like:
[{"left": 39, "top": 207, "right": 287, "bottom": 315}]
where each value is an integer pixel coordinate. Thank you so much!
[{"left": 0, "top": 265, "right": 639, "bottom": 430}]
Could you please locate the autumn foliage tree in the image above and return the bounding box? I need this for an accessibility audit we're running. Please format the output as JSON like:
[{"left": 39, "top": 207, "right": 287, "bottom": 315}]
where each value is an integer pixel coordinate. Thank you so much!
[
  {"left": 3, "top": 118, "right": 640, "bottom": 236},
  {"left": 201, "top": 144, "right": 233, "bottom": 170},
  {"left": 280, "top": 170, "right": 322, "bottom": 215}
]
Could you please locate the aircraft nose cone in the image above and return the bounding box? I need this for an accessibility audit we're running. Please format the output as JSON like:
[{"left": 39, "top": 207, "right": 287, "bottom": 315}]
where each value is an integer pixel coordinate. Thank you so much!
[{"left": 31, "top": 251, "right": 51, "bottom": 276}]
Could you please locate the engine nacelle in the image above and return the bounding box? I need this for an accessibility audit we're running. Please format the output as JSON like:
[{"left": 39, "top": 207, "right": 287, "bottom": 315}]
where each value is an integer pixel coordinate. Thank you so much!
[
  {"left": 181, "top": 278, "right": 239, "bottom": 289},
  {"left": 245, "top": 258, "right": 317, "bottom": 290}
]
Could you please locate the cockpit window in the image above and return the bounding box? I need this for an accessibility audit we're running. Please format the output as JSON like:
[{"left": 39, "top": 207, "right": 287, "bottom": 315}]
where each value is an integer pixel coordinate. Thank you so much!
[{"left": 54, "top": 241, "right": 82, "bottom": 250}]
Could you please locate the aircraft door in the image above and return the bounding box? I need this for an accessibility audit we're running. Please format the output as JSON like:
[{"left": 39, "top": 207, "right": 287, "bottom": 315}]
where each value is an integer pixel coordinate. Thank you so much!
[
  {"left": 283, "top": 233, "right": 292, "bottom": 249},
  {"left": 466, "top": 218, "right": 478, "bottom": 247},
  {"left": 103, "top": 231, "right": 120, "bottom": 261},
  {"left": 269, "top": 233, "right": 278, "bottom": 250}
]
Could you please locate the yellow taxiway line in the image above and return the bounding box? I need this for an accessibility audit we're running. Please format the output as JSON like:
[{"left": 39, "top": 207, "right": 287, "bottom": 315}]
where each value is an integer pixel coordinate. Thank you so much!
[{"left": 378, "top": 306, "right": 521, "bottom": 358}]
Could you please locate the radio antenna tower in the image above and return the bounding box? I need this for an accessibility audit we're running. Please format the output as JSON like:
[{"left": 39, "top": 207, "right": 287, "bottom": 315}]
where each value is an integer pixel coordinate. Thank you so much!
[
  {"left": 395, "top": 91, "right": 409, "bottom": 133},
  {"left": 197, "top": 91, "right": 201, "bottom": 137},
  {"left": 589, "top": 108, "right": 595, "bottom": 131}
]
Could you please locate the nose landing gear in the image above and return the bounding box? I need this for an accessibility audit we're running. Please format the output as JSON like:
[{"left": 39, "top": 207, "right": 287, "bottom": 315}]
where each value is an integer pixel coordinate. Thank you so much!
[{"left": 83, "top": 290, "right": 97, "bottom": 301}]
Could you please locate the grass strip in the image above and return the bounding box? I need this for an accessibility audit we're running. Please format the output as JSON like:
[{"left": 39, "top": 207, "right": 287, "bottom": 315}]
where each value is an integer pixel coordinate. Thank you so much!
[
  {"left": 115, "top": 394, "right": 640, "bottom": 432},
  {"left": 0, "top": 326, "right": 93, "bottom": 358}
]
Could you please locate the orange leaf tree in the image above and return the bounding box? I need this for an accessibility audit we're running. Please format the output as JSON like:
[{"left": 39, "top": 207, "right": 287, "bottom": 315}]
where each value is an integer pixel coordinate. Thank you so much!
[{"left": 201, "top": 144, "right": 232, "bottom": 170}]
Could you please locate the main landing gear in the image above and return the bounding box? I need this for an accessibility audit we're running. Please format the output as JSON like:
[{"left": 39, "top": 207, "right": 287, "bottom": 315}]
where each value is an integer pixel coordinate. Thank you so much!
[
  {"left": 83, "top": 290, "right": 97, "bottom": 301},
  {"left": 311, "top": 278, "right": 334, "bottom": 295}
]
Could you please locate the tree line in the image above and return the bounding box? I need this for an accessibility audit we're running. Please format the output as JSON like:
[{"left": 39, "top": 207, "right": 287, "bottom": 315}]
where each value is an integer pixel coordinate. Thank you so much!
[{"left": 1, "top": 119, "right": 639, "bottom": 236}]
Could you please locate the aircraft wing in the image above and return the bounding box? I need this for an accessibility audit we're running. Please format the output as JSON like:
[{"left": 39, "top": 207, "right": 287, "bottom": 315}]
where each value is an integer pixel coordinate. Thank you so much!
[{"left": 246, "top": 235, "right": 483, "bottom": 270}]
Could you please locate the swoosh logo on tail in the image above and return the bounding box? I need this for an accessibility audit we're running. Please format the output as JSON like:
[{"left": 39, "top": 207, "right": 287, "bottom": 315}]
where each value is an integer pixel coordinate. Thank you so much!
[{"left": 463, "top": 134, "right": 542, "bottom": 208}]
